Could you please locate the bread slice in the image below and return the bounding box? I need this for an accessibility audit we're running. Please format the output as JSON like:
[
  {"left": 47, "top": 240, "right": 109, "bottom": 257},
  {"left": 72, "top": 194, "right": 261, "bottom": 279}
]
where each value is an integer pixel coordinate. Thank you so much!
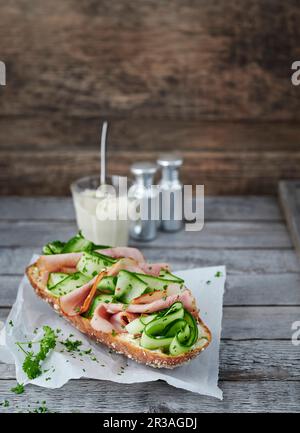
[{"left": 26, "top": 263, "right": 212, "bottom": 369}]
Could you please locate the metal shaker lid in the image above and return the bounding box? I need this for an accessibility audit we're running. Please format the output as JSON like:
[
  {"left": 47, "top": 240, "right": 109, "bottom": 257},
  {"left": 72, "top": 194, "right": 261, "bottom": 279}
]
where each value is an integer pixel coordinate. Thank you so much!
[
  {"left": 130, "top": 162, "right": 157, "bottom": 176},
  {"left": 157, "top": 153, "right": 183, "bottom": 168}
]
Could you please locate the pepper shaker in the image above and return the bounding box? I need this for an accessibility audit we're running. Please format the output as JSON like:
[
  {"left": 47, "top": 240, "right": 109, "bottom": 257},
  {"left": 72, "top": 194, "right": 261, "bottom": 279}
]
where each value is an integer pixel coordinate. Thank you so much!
[
  {"left": 129, "top": 162, "right": 159, "bottom": 241},
  {"left": 157, "top": 153, "right": 184, "bottom": 232}
]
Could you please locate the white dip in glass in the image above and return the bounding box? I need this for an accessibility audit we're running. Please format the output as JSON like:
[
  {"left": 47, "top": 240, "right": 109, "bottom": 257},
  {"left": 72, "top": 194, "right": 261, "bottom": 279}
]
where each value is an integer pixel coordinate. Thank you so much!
[{"left": 71, "top": 175, "right": 131, "bottom": 246}]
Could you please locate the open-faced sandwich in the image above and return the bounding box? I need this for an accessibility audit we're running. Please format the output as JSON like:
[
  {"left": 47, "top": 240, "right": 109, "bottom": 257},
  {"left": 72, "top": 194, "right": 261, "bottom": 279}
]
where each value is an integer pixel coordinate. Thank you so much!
[{"left": 26, "top": 232, "right": 211, "bottom": 368}]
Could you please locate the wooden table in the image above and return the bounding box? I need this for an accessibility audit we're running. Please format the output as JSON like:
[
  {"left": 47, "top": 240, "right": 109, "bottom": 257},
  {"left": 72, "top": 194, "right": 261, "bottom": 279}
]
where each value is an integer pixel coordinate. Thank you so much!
[{"left": 0, "top": 196, "right": 299, "bottom": 413}]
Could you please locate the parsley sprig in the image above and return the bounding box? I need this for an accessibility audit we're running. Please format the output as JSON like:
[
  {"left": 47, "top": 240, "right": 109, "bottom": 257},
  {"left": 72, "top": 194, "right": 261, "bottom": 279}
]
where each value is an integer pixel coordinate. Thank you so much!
[
  {"left": 10, "top": 383, "right": 24, "bottom": 394},
  {"left": 16, "top": 326, "right": 57, "bottom": 380},
  {"left": 61, "top": 338, "right": 82, "bottom": 352}
]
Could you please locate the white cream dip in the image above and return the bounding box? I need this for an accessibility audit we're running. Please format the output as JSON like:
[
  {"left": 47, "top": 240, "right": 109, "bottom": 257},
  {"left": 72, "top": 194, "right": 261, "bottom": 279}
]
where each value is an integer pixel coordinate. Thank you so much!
[{"left": 72, "top": 188, "right": 130, "bottom": 247}]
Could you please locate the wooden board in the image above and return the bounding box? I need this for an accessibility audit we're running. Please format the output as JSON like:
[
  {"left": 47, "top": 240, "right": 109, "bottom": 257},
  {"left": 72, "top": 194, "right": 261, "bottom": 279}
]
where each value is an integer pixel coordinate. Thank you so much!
[
  {"left": 0, "top": 220, "right": 292, "bottom": 248},
  {"left": 279, "top": 180, "right": 300, "bottom": 260},
  {"left": 0, "top": 1, "right": 299, "bottom": 119},
  {"left": 2, "top": 273, "right": 300, "bottom": 307},
  {"left": 2, "top": 142, "right": 300, "bottom": 196},
  {"left": 1, "top": 248, "right": 299, "bottom": 275},
  {"left": 1, "top": 0, "right": 300, "bottom": 196},
  {"left": 0, "top": 196, "right": 283, "bottom": 221},
  {"left": 1, "top": 340, "right": 300, "bottom": 381},
  {"left": 2, "top": 119, "right": 300, "bottom": 153},
  {"left": 0, "top": 380, "right": 300, "bottom": 413},
  {"left": 0, "top": 196, "right": 299, "bottom": 413}
]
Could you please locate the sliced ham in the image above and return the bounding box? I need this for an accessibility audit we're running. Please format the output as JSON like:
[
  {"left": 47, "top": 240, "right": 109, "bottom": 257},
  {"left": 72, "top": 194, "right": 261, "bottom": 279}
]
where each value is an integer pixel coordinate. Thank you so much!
[
  {"left": 90, "top": 303, "right": 137, "bottom": 333},
  {"left": 126, "top": 290, "right": 197, "bottom": 315},
  {"left": 41, "top": 270, "right": 50, "bottom": 288},
  {"left": 131, "top": 290, "right": 168, "bottom": 304},
  {"left": 110, "top": 311, "right": 138, "bottom": 333},
  {"left": 37, "top": 253, "right": 82, "bottom": 273},
  {"left": 106, "top": 258, "right": 144, "bottom": 276},
  {"left": 105, "top": 257, "right": 170, "bottom": 278},
  {"left": 80, "top": 271, "right": 106, "bottom": 315},
  {"left": 166, "top": 283, "right": 185, "bottom": 296},
  {"left": 60, "top": 266, "right": 77, "bottom": 274},
  {"left": 131, "top": 283, "right": 184, "bottom": 304},
  {"left": 89, "top": 290, "right": 196, "bottom": 333},
  {"left": 59, "top": 274, "right": 98, "bottom": 316},
  {"left": 105, "top": 303, "right": 124, "bottom": 314},
  {"left": 138, "top": 262, "right": 170, "bottom": 276},
  {"left": 98, "top": 247, "right": 145, "bottom": 263},
  {"left": 90, "top": 304, "right": 114, "bottom": 333}
]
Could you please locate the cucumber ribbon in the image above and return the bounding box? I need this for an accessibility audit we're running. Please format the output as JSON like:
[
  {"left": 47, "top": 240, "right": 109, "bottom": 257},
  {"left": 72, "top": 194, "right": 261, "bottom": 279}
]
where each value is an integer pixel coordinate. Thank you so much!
[
  {"left": 43, "top": 231, "right": 110, "bottom": 255},
  {"left": 129, "top": 302, "right": 199, "bottom": 355}
]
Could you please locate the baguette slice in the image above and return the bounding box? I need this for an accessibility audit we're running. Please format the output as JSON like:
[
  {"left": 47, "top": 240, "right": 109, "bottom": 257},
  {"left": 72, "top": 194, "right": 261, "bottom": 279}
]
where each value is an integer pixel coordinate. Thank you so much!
[{"left": 26, "top": 263, "right": 211, "bottom": 369}]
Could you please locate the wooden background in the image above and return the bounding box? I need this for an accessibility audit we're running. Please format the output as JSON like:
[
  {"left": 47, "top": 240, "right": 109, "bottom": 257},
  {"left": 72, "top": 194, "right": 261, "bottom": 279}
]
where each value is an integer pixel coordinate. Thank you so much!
[
  {"left": 0, "top": 0, "right": 300, "bottom": 195},
  {"left": 1, "top": 196, "right": 300, "bottom": 412}
]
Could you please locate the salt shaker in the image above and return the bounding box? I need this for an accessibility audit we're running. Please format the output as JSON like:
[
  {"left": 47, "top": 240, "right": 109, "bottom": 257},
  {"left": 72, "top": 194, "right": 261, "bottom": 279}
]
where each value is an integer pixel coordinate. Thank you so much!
[
  {"left": 157, "top": 153, "right": 184, "bottom": 232},
  {"left": 129, "top": 162, "right": 159, "bottom": 241}
]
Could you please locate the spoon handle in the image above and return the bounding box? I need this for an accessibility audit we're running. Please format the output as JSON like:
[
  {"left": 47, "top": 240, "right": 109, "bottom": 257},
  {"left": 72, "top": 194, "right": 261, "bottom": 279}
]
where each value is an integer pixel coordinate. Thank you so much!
[{"left": 100, "top": 121, "right": 108, "bottom": 185}]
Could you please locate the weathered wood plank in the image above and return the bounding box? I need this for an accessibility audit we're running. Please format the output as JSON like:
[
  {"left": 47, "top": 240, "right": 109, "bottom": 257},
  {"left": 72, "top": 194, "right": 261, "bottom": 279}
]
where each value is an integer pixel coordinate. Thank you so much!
[
  {"left": 222, "top": 306, "right": 300, "bottom": 340},
  {"left": 0, "top": 379, "right": 300, "bottom": 413},
  {"left": 0, "top": 1, "right": 299, "bottom": 120},
  {"left": 219, "top": 340, "right": 300, "bottom": 381},
  {"left": 2, "top": 150, "right": 300, "bottom": 195},
  {"left": 1, "top": 340, "right": 299, "bottom": 382},
  {"left": 1, "top": 247, "right": 298, "bottom": 276},
  {"left": 0, "top": 196, "right": 282, "bottom": 221},
  {"left": 2, "top": 273, "right": 300, "bottom": 307},
  {"left": 1, "top": 340, "right": 299, "bottom": 381},
  {"left": 204, "top": 196, "right": 282, "bottom": 221},
  {"left": 0, "top": 195, "right": 297, "bottom": 412},
  {"left": 0, "top": 221, "right": 292, "bottom": 248},
  {"left": 0, "top": 197, "right": 75, "bottom": 221},
  {"left": 1, "top": 306, "right": 298, "bottom": 340},
  {"left": 1, "top": 0, "right": 300, "bottom": 196},
  {"left": 2, "top": 119, "right": 300, "bottom": 153},
  {"left": 279, "top": 181, "right": 300, "bottom": 260},
  {"left": 224, "top": 274, "right": 300, "bottom": 306},
  {"left": 137, "top": 248, "right": 300, "bottom": 274}
]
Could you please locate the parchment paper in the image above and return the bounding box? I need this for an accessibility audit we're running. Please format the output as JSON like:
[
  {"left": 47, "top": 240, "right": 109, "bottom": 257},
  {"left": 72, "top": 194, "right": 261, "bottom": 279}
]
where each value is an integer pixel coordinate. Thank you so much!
[{"left": 0, "top": 255, "right": 225, "bottom": 398}]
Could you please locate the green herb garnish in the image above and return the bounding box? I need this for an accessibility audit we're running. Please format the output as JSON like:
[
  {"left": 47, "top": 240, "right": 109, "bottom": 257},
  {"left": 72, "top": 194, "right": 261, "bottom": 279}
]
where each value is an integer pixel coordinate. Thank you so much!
[
  {"left": 43, "top": 240, "right": 65, "bottom": 255},
  {"left": 91, "top": 356, "right": 98, "bottom": 362},
  {"left": 30, "top": 401, "right": 50, "bottom": 413},
  {"left": 16, "top": 326, "right": 57, "bottom": 380},
  {"left": 42, "top": 231, "right": 110, "bottom": 256},
  {"left": 61, "top": 339, "right": 82, "bottom": 352},
  {"left": 11, "top": 383, "right": 24, "bottom": 394}
]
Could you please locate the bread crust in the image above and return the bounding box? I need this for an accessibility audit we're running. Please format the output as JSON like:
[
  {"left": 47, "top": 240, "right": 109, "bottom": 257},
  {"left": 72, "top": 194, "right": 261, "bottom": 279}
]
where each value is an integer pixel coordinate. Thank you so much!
[{"left": 26, "top": 263, "right": 211, "bottom": 369}]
